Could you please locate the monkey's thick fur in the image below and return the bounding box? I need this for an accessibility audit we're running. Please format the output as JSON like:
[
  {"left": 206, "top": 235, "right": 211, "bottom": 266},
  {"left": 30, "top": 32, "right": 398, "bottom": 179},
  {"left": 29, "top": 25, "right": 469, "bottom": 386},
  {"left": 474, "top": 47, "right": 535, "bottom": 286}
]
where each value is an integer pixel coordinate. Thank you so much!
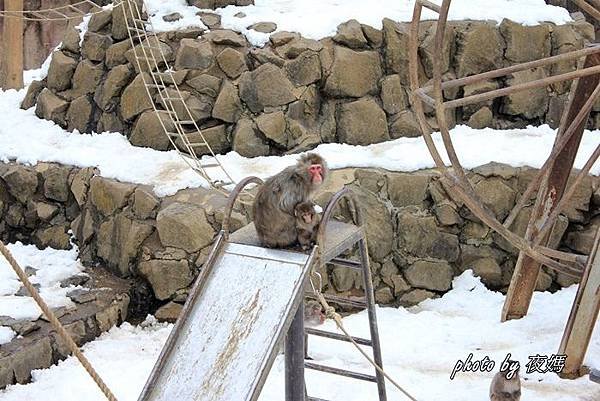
[
  {"left": 253, "top": 153, "right": 328, "bottom": 248},
  {"left": 295, "top": 201, "right": 320, "bottom": 250},
  {"left": 489, "top": 369, "right": 521, "bottom": 401}
]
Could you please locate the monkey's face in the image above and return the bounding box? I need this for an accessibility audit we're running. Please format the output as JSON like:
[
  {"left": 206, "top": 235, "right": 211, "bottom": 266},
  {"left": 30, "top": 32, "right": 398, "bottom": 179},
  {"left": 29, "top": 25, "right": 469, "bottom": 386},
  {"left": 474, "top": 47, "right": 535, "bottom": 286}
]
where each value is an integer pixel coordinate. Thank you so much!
[
  {"left": 302, "top": 211, "right": 314, "bottom": 224},
  {"left": 308, "top": 164, "right": 324, "bottom": 185},
  {"left": 500, "top": 390, "right": 521, "bottom": 401}
]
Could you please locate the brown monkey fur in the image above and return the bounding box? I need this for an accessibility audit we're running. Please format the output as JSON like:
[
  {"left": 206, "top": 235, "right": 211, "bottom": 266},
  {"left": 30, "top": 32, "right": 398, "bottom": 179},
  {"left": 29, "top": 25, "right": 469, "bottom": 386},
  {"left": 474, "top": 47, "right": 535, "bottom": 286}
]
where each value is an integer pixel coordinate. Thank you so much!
[
  {"left": 489, "top": 365, "right": 521, "bottom": 401},
  {"left": 253, "top": 153, "right": 328, "bottom": 248},
  {"left": 295, "top": 201, "right": 319, "bottom": 250}
]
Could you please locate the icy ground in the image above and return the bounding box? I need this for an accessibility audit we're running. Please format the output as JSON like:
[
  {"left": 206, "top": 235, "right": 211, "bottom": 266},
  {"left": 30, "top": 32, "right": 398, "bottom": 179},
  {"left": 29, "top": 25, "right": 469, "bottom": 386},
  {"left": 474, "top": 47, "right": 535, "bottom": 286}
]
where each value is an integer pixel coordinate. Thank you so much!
[
  {"left": 0, "top": 272, "right": 597, "bottom": 401},
  {"left": 3, "top": 87, "right": 600, "bottom": 197},
  {"left": 145, "top": 0, "right": 573, "bottom": 46},
  {"left": 0, "top": 242, "right": 85, "bottom": 342}
]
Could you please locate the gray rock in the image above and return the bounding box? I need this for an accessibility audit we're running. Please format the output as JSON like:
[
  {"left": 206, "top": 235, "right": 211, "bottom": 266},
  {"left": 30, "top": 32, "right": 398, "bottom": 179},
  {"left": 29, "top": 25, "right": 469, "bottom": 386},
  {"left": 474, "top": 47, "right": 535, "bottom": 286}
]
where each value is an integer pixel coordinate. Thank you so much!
[
  {"left": 81, "top": 32, "right": 113, "bottom": 62},
  {"left": 156, "top": 202, "right": 216, "bottom": 253},
  {"left": 473, "top": 177, "right": 516, "bottom": 220},
  {"left": 125, "top": 39, "right": 173, "bottom": 74},
  {"left": 198, "top": 12, "right": 221, "bottom": 29},
  {"left": 239, "top": 63, "right": 296, "bottom": 113},
  {"left": 35, "top": 88, "right": 69, "bottom": 125},
  {"left": 280, "top": 38, "right": 323, "bottom": 59},
  {"left": 120, "top": 73, "right": 156, "bottom": 121},
  {"left": 502, "top": 68, "right": 549, "bottom": 119},
  {"left": 155, "top": 301, "right": 183, "bottom": 322},
  {"left": 387, "top": 173, "right": 431, "bottom": 208},
  {"left": 106, "top": 40, "right": 132, "bottom": 68},
  {"left": 256, "top": 111, "right": 287, "bottom": 146},
  {"left": 89, "top": 176, "right": 136, "bottom": 216},
  {"left": 205, "top": 30, "right": 246, "bottom": 47},
  {"left": 284, "top": 51, "right": 321, "bottom": 86},
  {"left": 333, "top": 19, "right": 368, "bottom": 49},
  {"left": 88, "top": 9, "right": 112, "bottom": 32},
  {"left": 405, "top": 259, "right": 453, "bottom": 291},
  {"left": 324, "top": 46, "right": 382, "bottom": 98},
  {"left": 157, "top": 88, "right": 212, "bottom": 122},
  {"left": 232, "top": 118, "right": 269, "bottom": 157},
  {"left": 467, "top": 107, "right": 493, "bottom": 129},
  {"left": 399, "top": 289, "right": 438, "bottom": 306},
  {"left": 212, "top": 81, "right": 242, "bottom": 123},
  {"left": 186, "top": 74, "right": 222, "bottom": 97},
  {"left": 163, "top": 12, "right": 183, "bottom": 22},
  {"left": 20, "top": 80, "right": 45, "bottom": 110},
  {"left": 71, "top": 60, "right": 105, "bottom": 96},
  {"left": 42, "top": 165, "right": 70, "bottom": 202},
  {"left": 95, "top": 64, "right": 134, "bottom": 110},
  {"left": 216, "top": 48, "right": 248, "bottom": 79},
  {"left": 462, "top": 257, "right": 503, "bottom": 288},
  {"left": 46, "top": 51, "right": 78, "bottom": 92},
  {"left": 2, "top": 167, "right": 38, "bottom": 203},
  {"left": 176, "top": 125, "right": 231, "bottom": 156},
  {"left": 270, "top": 31, "right": 299, "bottom": 47},
  {"left": 33, "top": 225, "right": 71, "bottom": 249},
  {"left": 61, "top": 27, "right": 81, "bottom": 54},
  {"left": 66, "top": 95, "right": 93, "bottom": 133},
  {"left": 15, "top": 283, "right": 40, "bottom": 296},
  {"left": 389, "top": 110, "right": 422, "bottom": 139},
  {"left": 133, "top": 187, "right": 160, "bottom": 219},
  {"left": 130, "top": 110, "right": 174, "bottom": 151},
  {"left": 454, "top": 22, "right": 505, "bottom": 78},
  {"left": 337, "top": 98, "right": 389, "bottom": 145},
  {"left": 380, "top": 74, "right": 408, "bottom": 115},
  {"left": 248, "top": 22, "right": 277, "bottom": 33},
  {"left": 500, "top": 19, "right": 550, "bottom": 63},
  {"left": 175, "top": 39, "right": 214, "bottom": 70}
]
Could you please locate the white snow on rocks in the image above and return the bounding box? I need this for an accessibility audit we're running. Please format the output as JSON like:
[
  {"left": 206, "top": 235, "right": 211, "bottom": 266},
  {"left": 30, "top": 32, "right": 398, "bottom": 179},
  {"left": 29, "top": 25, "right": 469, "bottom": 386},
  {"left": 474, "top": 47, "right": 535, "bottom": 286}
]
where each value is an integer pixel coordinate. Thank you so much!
[
  {"left": 3, "top": 87, "right": 600, "bottom": 197},
  {"left": 0, "top": 272, "right": 598, "bottom": 401},
  {"left": 144, "top": 0, "right": 573, "bottom": 47},
  {"left": 0, "top": 242, "right": 84, "bottom": 320}
]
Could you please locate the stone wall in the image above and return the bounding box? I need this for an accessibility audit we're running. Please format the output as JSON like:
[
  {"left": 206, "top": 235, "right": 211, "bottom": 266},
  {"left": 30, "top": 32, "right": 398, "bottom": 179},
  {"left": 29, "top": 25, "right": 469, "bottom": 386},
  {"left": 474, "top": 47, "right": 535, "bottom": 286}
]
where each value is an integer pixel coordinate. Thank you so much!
[
  {"left": 2, "top": 161, "right": 599, "bottom": 313},
  {"left": 22, "top": 11, "right": 599, "bottom": 157}
]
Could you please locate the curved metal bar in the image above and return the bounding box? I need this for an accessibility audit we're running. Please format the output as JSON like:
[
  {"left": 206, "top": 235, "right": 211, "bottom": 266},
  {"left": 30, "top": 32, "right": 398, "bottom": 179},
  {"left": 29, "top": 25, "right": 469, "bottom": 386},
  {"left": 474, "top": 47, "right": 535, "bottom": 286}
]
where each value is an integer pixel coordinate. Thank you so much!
[
  {"left": 315, "top": 187, "right": 362, "bottom": 253},
  {"left": 222, "top": 176, "right": 263, "bottom": 237}
]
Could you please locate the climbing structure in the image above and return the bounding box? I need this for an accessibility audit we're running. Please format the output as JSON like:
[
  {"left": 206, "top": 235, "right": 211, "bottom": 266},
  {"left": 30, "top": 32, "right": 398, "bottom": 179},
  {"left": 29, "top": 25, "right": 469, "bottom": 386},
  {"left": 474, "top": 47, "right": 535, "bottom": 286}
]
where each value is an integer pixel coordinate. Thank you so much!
[
  {"left": 119, "top": 0, "right": 235, "bottom": 191},
  {"left": 409, "top": 0, "right": 600, "bottom": 378}
]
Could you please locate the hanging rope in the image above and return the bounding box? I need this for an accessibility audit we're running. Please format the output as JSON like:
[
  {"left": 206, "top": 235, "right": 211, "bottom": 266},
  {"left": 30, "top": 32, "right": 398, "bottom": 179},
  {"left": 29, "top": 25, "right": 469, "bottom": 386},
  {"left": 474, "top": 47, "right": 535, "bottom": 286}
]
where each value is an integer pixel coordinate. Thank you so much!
[
  {"left": 310, "top": 272, "right": 419, "bottom": 401},
  {"left": 0, "top": 241, "right": 119, "bottom": 401},
  {"left": 0, "top": 0, "right": 114, "bottom": 21}
]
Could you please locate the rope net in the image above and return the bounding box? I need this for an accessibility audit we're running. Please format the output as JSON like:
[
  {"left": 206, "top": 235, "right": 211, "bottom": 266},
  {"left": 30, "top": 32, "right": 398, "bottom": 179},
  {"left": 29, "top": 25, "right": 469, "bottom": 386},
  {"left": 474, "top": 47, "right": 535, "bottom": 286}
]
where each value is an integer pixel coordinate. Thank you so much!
[{"left": 0, "top": 0, "right": 110, "bottom": 21}]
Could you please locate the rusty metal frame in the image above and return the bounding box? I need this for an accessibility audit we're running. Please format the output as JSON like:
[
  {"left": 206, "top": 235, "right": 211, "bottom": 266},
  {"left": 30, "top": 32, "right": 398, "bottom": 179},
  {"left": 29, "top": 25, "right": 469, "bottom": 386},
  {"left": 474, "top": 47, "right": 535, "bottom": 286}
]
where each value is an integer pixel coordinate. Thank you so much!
[{"left": 409, "top": 0, "right": 600, "bottom": 379}]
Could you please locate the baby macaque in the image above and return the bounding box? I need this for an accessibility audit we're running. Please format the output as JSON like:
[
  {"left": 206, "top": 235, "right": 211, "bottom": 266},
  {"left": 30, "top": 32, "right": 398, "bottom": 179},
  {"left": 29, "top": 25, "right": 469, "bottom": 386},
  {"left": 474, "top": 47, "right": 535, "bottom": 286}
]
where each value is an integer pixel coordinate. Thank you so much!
[
  {"left": 304, "top": 300, "right": 325, "bottom": 359},
  {"left": 490, "top": 363, "right": 521, "bottom": 401},
  {"left": 294, "top": 201, "right": 320, "bottom": 250}
]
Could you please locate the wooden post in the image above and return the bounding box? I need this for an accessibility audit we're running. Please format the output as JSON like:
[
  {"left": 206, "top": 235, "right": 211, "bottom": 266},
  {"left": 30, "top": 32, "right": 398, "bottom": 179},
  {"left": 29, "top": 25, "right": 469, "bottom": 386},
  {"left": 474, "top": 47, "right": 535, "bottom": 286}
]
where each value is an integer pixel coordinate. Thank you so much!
[
  {"left": 558, "top": 227, "right": 600, "bottom": 379},
  {"left": 1, "top": 0, "right": 24, "bottom": 90},
  {"left": 501, "top": 52, "right": 600, "bottom": 322},
  {"left": 285, "top": 303, "right": 305, "bottom": 401}
]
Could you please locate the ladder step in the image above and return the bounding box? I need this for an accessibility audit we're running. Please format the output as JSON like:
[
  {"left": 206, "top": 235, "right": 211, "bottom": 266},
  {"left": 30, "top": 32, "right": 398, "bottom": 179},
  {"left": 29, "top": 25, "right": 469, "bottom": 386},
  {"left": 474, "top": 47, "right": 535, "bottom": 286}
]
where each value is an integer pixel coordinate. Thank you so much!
[
  {"left": 199, "top": 163, "right": 220, "bottom": 168},
  {"left": 175, "top": 120, "right": 196, "bottom": 125},
  {"left": 330, "top": 257, "right": 363, "bottom": 271},
  {"left": 186, "top": 142, "right": 208, "bottom": 147},
  {"left": 139, "top": 45, "right": 163, "bottom": 51},
  {"left": 304, "top": 362, "right": 377, "bottom": 382},
  {"left": 166, "top": 131, "right": 181, "bottom": 137},
  {"left": 161, "top": 97, "right": 183, "bottom": 102},
  {"left": 418, "top": 0, "right": 441, "bottom": 13},
  {"left": 128, "top": 26, "right": 146, "bottom": 34},
  {"left": 147, "top": 83, "right": 167, "bottom": 89},
  {"left": 307, "top": 293, "right": 367, "bottom": 309},
  {"left": 305, "top": 327, "right": 372, "bottom": 347}
]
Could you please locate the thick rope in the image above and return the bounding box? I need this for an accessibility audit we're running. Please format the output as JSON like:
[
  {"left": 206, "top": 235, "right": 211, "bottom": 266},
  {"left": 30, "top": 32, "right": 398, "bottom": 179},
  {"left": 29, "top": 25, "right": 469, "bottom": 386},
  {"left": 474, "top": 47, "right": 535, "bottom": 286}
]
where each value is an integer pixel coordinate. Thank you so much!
[
  {"left": 312, "top": 288, "right": 419, "bottom": 401},
  {"left": 0, "top": 0, "right": 111, "bottom": 21},
  {"left": 0, "top": 241, "right": 119, "bottom": 401}
]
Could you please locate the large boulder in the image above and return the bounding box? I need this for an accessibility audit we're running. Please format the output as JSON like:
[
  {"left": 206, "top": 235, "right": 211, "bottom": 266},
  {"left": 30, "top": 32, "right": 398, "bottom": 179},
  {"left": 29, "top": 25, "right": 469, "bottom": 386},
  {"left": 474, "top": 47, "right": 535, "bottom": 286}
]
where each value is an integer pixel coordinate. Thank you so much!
[
  {"left": 324, "top": 46, "right": 382, "bottom": 98},
  {"left": 389, "top": 110, "right": 422, "bottom": 139},
  {"left": 380, "top": 74, "right": 408, "bottom": 115},
  {"left": 454, "top": 22, "right": 505, "bottom": 78},
  {"left": 156, "top": 202, "right": 216, "bottom": 253},
  {"left": 89, "top": 176, "right": 136, "bottom": 216},
  {"left": 46, "top": 51, "right": 78, "bottom": 92},
  {"left": 333, "top": 19, "right": 368, "bottom": 49},
  {"left": 35, "top": 89, "right": 68, "bottom": 125},
  {"left": 212, "top": 81, "right": 242, "bottom": 123},
  {"left": 81, "top": 32, "right": 113, "bottom": 62},
  {"left": 387, "top": 172, "right": 431, "bottom": 208},
  {"left": 500, "top": 19, "right": 550, "bottom": 63},
  {"left": 66, "top": 96, "right": 93, "bottom": 133},
  {"left": 396, "top": 207, "right": 460, "bottom": 262},
  {"left": 256, "top": 111, "right": 287, "bottom": 146},
  {"left": 106, "top": 40, "right": 132, "bottom": 68},
  {"left": 175, "top": 38, "right": 214, "bottom": 70},
  {"left": 125, "top": 39, "right": 174, "bottom": 73},
  {"left": 337, "top": 98, "right": 389, "bottom": 145},
  {"left": 138, "top": 259, "right": 194, "bottom": 301},
  {"left": 404, "top": 259, "right": 453, "bottom": 291},
  {"left": 186, "top": 74, "right": 222, "bottom": 97},
  {"left": 95, "top": 64, "right": 134, "bottom": 111},
  {"left": 204, "top": 30, "right": 247, "bottom": 47},
  {"left": 71, "top": 60, "right": 105, "bottom": 96},
  {"left": 285, "top": 51, "right": 322, "bottom": 86},
  {"left": 130, "top": 111, "right": 174, "bottom": 150},
  {"left": 121, "top": 73, "right": 156, "bottom": 121},
  {"left": 1, "top": 166, "right": 38, "bottom": 203},
  {"left": 232, "top": 118, "right": 269, "bottom": 157},
  {"left": 20, "top": 80, "right": 45, "bottom": 110},
  {"left": 382, "top": 19, "right": 411, "bottom": 83},
  {"left": 472, "top": 177, "right": 516, "bottom": 220},
  {"left": 216, "top": 48, "right": 248, "bottom": 79},
  {"left": 501, "top": 68, "right": 549, "bottom": 119},
  {"left": 157, "top": 89, "right": 212, "bottom": 122},
  {"left": 175, "top": 125, "right": 231, "bottom": 156},
  {"left": 239, "top": 63, "right": 296, "bottom": 113},
  {"left": 41, "top": 165, "right": 71, "bottom": 202}
]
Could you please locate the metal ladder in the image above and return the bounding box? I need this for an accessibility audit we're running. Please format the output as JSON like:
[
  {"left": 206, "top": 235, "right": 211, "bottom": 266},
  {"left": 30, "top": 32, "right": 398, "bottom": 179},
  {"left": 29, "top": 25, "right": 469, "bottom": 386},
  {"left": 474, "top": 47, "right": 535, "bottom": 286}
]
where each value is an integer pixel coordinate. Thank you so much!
[
  {"left": 119, "top": 0, "right": 234, "bottom": 190},
  {"left": 285, "top": 190, "right": 387, "bottom": 401}
]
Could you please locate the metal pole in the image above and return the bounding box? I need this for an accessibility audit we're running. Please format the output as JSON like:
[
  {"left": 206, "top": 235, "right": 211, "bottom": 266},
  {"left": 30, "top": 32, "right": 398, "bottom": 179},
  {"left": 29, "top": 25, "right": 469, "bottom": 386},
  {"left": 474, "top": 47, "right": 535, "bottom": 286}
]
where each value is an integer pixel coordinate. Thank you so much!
[
  {"left": 1, "top": 0, "right": 24, "bottom": 90},
  {"left": 285, "top": 303, "right": 305, "bottom": 401}
]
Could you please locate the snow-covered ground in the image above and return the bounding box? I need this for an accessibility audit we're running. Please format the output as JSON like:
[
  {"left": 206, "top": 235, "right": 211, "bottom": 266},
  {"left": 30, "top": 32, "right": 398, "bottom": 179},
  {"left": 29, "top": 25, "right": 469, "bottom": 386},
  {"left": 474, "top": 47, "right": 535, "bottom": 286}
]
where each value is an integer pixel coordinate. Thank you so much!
[
  {"left": 3, "top": 87, "right": 600, "bottom": 197},
  {"left": 145, "top": 0, "right": 573, "bottom": 46},
  {"left": 0, "top": 272, "right": 597, "bottom": 401},
  {"left": 0, "top": 242, "right": 84, "bottom": 321}
]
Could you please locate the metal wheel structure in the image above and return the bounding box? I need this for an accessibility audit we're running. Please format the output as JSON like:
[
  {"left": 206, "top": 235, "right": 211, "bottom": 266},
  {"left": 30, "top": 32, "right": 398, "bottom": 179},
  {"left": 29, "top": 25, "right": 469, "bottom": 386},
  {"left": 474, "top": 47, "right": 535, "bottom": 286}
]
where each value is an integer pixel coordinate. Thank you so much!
[{"left": 409, "top": 0, "right": 600, "bottom": 378}]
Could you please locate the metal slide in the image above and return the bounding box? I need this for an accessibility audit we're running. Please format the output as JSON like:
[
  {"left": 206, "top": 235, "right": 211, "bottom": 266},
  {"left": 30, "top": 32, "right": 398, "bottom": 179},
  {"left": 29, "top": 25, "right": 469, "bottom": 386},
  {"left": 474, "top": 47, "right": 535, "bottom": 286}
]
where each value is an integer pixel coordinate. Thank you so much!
[{"left": 138, "top": 232, "right": 317, "bottom": 401}]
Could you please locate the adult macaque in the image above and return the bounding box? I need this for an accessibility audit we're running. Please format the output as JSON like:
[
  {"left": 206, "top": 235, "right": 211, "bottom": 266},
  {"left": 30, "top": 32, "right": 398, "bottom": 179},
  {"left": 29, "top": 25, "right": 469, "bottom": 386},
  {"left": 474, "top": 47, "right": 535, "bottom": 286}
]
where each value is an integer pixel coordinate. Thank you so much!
[
  {"left": 253, "top": 153, "right": 328, "bottom": 248},
  {"left": 490, "top": 364, "right": 521, "bottom": 401},
  {"left": 294, "top": 201, "right": 319, "bottom": 250}
]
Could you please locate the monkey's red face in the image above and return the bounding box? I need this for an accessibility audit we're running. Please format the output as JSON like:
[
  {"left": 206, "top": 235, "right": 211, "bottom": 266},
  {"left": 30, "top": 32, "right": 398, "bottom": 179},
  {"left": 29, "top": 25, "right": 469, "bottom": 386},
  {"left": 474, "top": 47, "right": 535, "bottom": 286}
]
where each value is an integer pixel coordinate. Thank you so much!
[{"left": 309, "top": 164, "right": 323, "bottom": 185}]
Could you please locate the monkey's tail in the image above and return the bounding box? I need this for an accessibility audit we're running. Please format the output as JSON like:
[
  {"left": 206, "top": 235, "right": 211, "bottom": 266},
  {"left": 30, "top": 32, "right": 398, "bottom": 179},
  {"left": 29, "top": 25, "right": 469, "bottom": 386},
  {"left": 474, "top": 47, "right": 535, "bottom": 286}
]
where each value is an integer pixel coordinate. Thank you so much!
[{"left": 312, "top": 288, "right": 420, "bottom": 401}]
